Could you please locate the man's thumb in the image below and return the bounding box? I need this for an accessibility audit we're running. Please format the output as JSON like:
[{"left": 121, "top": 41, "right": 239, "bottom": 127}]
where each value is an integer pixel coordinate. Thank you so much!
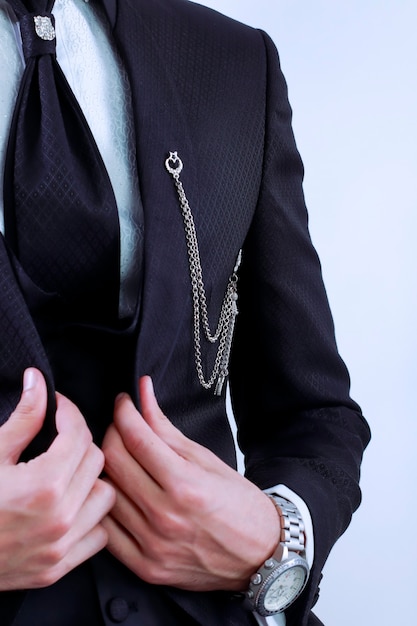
[{"left": 0, "top": 368, "right": 48, "bottom": 464}]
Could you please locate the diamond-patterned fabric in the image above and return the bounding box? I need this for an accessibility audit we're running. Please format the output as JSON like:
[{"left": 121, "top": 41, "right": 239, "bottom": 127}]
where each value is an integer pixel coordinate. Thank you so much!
[{"left": 3, "top": 0, "right": 120, "bottom": 321}]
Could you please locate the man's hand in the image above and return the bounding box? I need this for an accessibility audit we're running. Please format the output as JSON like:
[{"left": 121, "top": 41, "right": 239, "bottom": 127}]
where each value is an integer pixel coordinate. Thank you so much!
[
  {"left": 0, "top": 368, "right": 116, "bottom": 591},
  {"left": 102, "top": 376, "right": 280, "bottom": 592}
]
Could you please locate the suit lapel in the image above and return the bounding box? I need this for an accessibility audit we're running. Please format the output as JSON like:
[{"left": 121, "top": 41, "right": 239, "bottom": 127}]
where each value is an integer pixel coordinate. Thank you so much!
[
  {"left": 0, "top": 235, "right": 56, "bottom": 453},
  {"left": 110, "top": 0, "right": 200, "bottom": 392}
]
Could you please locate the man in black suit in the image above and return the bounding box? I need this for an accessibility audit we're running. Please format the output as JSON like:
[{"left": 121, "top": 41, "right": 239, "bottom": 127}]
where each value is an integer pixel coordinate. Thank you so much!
[{"left": 0, "top": 1, "right": 370, "bottom": 624}]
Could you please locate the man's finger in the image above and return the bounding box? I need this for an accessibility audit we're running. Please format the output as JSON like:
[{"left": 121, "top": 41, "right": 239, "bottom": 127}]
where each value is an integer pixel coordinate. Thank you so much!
[
  {"left": 41, "top": 393, "right": 98, "bottom": 492},
  {"left": 111, "top": 392, "right": 185, "bottom": 485},
  {"left": 0, "top": 368, "right": 48, "bottom": 465},
  {"left": 138, "top": 376, "right": 215, "bottom": 465}
]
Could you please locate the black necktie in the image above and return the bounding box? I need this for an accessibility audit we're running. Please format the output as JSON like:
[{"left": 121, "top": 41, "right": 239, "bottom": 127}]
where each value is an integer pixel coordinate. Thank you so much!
[{"left": 3, "top": 0, "right": 121, "bottom": 321}]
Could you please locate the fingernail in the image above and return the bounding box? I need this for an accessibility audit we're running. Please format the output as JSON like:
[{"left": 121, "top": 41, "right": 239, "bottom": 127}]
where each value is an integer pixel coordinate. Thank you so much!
[
  {"left": 23, "top": 368, "right": 36, "bottom": 391},
  {"left": 146, "top": 376, "right": 154, "bottom": 395}
]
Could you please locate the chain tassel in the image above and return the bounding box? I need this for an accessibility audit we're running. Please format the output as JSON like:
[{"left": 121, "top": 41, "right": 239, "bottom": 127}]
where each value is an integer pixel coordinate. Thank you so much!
[{"left": 165, "top": 151, "right": 242, "bottom": 395}]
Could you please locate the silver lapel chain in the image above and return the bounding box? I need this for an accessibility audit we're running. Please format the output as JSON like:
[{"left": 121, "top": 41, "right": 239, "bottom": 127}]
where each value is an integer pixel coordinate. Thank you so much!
[{"left": 165, "top": 151, "right": 242, "bottom": 395}]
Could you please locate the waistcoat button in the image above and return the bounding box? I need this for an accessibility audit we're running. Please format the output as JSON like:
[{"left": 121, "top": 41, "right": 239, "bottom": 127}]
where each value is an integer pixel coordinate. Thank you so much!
[{"left": 106, "top": 597, "right": 130, "bottom": 623}]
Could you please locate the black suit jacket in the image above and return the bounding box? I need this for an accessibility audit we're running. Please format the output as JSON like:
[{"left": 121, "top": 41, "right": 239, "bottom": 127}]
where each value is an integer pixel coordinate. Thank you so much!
[{"left": 0, "top": 1, "right": 371, "bottom": 624}]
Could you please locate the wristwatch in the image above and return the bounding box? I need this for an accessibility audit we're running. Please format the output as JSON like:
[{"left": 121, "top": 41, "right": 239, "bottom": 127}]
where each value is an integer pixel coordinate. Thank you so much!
[{"left": 245, "top": 494, "right": 310, "bottom": 616}]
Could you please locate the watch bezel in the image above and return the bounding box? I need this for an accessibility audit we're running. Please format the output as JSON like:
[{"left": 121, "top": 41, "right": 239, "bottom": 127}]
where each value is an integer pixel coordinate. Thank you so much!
[
  {"left": 256, "top": 553, "right": 309, "bottom": 616},
  {"left": 248, "top": 552, "right": 309, "bottom": 617}
]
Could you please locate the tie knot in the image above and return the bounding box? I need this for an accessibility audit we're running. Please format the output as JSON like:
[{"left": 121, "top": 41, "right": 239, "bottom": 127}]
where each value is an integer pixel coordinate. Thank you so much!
[{"left": 20, "top": 12, "right": 56, "bottom": 60}]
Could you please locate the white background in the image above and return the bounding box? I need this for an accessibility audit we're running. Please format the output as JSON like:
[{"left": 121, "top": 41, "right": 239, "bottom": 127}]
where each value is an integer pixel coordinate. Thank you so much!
[{"left": 199, "top": 2, "right": 416, "bottom": 625}]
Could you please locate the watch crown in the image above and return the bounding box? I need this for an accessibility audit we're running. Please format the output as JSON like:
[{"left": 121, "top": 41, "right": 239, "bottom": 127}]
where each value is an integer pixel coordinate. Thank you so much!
[{"left": 265, "top": 558, "right": 275, "bottom": 569}]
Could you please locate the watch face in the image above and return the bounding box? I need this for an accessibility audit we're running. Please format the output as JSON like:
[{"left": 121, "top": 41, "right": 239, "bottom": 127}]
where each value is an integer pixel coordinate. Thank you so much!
[{"left": 263, "top": 564, "right": 307, "bottom": 613}]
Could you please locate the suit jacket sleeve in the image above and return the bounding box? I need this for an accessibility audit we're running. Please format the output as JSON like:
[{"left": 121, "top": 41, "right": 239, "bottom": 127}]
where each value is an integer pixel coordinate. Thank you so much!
[{"left": 228, "top": 30, "right": 371, "bottom": 624}]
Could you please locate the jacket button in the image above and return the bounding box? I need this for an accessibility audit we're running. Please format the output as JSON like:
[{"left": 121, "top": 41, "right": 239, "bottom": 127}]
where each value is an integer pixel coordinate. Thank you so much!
[{"left": 106, "top": 597, "right": 130, "bottom": 623}]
